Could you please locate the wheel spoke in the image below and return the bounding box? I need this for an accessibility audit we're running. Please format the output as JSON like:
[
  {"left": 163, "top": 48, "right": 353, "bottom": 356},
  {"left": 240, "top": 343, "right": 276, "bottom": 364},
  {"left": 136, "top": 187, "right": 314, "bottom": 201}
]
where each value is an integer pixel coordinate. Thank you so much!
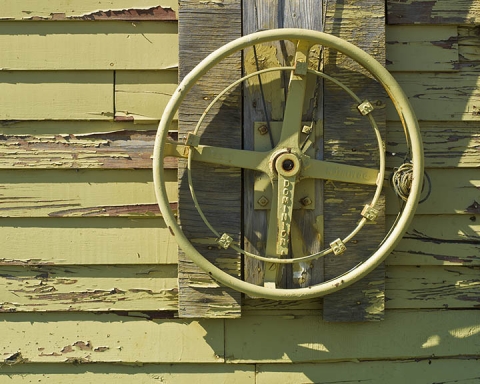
[
  {"left": 277, "top": 41, "right": 311, "bottom": 150},
  {"left": 164, "top": 142, "right": 270, "bottom": 173},
  {"left": 302, "top": 158, "right": 380, "bottom": 186}
]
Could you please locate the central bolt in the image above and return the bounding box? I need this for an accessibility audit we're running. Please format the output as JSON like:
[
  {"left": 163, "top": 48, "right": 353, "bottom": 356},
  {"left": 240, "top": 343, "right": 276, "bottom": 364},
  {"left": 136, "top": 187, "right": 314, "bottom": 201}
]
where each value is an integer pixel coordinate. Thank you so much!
[{"left": 282, "top": 159, "right": 295, "bottom": 171}]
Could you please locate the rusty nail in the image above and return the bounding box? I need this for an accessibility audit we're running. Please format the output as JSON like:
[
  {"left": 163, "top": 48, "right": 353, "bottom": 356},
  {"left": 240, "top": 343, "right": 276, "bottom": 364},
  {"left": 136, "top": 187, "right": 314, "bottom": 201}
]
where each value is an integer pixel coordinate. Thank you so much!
[
  {"left": 257, "top": 124, "right": 269, "bottom": 135},
  {"left": 300, "top": 197, "right": 312, "bottom": 206},
  {"left": 258, "top": 195, "right": 269, "bottom": 207}
]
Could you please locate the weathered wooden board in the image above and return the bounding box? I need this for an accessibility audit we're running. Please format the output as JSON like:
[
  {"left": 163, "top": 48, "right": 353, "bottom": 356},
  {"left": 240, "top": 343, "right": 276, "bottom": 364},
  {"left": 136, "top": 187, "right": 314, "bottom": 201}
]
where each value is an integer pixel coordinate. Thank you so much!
[
  {"left": 387, "top": 121, "right": 480, "bottom": 168},
  {"left": 386, "top": 25, "right": 458, "bottom": 72},
  {"left": 388, "top": 71, "right": 480, "bottom": 121},
  {"left": 115, "top": 70, "right": 178, "bottom": 122},
  {"left": 0, "top": 169, "right": 176, "bottom": 217},
  {"left": 0, "top": 265, "right": 177, "bottom": 312},
  {"left": 322, "top": 0, "right": 386, "bottom": 321},
  {"left": 225, "top": 310, "right": 480, "bottom": 362},
  {"left": 0, "top": 218, "right": 178, "bottom": 265},
  {"left": 387, "top": 0, "right": 480, "bottom": 25},
  {"left": 0, "top": 364, "right": 255, "bottom": 384},
  {"left": 0, "top": 313, "right": 224, "bottom": 363},
  {"left": 2, "top": 1, "right": 178, "bottom": 20},
  {"left": 177, "top": 0, "right": 242, "bottom": 318},
  {"left": 257, "top": 359, "right": 480, "bottom": 384},
  {"left": 0, "top": 71, "right": 113, "bottom": 120},
  {"left": 242, "top": 1, "right": 325, "bottom": 295},
  {"left": 0, "top": 22, "right": 178, "bottom": 70},
  {"left": 385, "top": 168, "right": 480, "bottom": 215},
  {"left": 386, "top": 266, "right": 480, "bottom": 309},
  {"left": 387, "top": 214, "right": 480, "bottom": 266}
]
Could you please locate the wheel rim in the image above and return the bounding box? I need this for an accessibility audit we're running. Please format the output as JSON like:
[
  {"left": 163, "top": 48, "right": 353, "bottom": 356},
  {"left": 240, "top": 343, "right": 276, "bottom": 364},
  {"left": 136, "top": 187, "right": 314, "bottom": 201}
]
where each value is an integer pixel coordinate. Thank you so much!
[{"left": 153, "top": 28, "right": 424, "bottom": 300}]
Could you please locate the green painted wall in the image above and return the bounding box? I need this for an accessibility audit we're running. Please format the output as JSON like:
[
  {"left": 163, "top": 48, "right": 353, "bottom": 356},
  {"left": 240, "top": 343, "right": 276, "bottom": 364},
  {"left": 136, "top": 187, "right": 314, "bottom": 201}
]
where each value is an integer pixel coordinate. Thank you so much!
[{"left": 0, "top": 1, "right": 479, "bottom": 383}]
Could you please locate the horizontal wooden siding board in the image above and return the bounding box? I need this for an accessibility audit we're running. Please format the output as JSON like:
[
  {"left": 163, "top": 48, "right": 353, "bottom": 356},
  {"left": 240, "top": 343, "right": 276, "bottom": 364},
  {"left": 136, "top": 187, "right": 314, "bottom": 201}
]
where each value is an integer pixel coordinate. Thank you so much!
[
  {"left": 1, "top": 217, "right": 177, "bottom": 265},
  {"left": 0, "top": 264, "right": 178, "bottom": 312},
  {"left": 2, "top": 1, "right": 179, "bottom": 20},
  {"left": 0, "top": 169, "right": 176, "bottom": 217},
  {"left": 0, "top": 71, "right": 113, "bottom": 120},
  {"left": 0, "top": 313, "right": 224, "bottom": 363},
  {"left": 0, "top": 22, "right": 178, "bottom": 70}
]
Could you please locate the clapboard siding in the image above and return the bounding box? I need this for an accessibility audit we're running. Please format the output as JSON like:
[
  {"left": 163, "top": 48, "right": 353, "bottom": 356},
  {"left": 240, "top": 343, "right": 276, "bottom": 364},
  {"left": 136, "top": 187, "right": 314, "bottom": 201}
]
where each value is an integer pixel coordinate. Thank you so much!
[
  {"left": 1, "top": 218, "right": 178, "bottom": 265},
  {"left": 0, "top": 0, "right": 479, "bottom": 380},
  {"left": 0, "top": 169, "right": 176, "bottom": 218},
  {"left": 0, "top": 22, "right": 178, "bottom": 70}
]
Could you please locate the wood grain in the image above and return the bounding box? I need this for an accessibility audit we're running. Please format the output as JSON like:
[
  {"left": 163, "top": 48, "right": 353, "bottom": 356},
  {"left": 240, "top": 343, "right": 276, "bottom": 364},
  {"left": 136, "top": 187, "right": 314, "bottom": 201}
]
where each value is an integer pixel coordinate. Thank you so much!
[
  {"left": 322, "top": 0, "right": 386, "bottom": 322},
  {"left": 177, "top": 0, "right": 242, "bottom": 318}
]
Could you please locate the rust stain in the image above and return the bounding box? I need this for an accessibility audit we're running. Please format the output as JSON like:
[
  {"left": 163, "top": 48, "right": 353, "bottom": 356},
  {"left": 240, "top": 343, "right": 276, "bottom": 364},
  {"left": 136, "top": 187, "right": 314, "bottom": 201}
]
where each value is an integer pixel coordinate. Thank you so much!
[{"left": 28, "top": 6, "right": 176, "bottom": 21}]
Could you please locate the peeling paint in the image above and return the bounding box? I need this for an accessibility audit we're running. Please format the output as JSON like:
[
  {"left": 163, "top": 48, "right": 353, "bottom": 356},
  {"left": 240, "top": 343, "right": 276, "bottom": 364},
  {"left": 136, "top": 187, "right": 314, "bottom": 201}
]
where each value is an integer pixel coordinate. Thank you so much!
[{"left": 24, "top": 6, "right": 176, "bottom": 21}]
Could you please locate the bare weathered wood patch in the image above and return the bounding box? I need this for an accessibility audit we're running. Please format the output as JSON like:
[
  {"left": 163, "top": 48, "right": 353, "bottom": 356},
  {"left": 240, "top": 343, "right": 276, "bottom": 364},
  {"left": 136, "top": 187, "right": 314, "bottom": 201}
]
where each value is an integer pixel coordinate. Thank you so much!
[{"left": 0, "top": 130, "right": 177, "bottom": 169}]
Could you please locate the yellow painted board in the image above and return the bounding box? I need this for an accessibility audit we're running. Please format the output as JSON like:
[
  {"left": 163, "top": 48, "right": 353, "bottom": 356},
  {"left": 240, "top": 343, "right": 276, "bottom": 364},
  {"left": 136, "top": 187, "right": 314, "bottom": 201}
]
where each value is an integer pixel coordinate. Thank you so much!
[
  {"left": 257, "top": 360, "right": 480, "bottom": 384},
  {"left": 1, "top": 218, "right": 178, "bottom": 265},
  {"left": 0, "top": 120, "right": 178, "bottom": 135},
  {"left": 387, "top": 71, "right": 480, "bottom": 121},
  {"left": 385, "top": 266, "right": 480, "bottom": 309},
  {"left": 2, "top": 1, "right": 179, "bottom": 19},
  {"left": 387, "top": 214, "right": 480, "bottom": 266},
  {"left": 0, "top": 313, "right": 224, "bottom": 363},
  {"left": 0, "top": 71, "right": 113, "bottom": 120},
  {"left": 386, "top": 25, "right": 458, "bottom": 72},
  {"left": 387, "top": 121, "right": 480, "bottom": 168},
  {"left": 225, "top": 310, "right": 480, "bottom": 362},
  {"left": 0, "top": 265, "right": 178, "bottom": 312},
  {"left": 386, "top": 169, "right": 480, "bottom": 215},
  {"left": 115, "top": 70, "right": 178, "bottom": 122},
  {"left": 0, "top": 364, "right": 255, "bottom": 384},
  {"left": 0, "top": 169, "right": 176, "bottom": 217},
  {"left": 0, "top": 22, "right": 178, "bottom": 70}
]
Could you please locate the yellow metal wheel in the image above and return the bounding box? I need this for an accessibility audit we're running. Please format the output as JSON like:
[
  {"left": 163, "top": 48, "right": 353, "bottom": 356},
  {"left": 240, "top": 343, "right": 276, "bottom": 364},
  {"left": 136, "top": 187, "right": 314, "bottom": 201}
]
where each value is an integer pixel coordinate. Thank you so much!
[{"left": 153, "top": 28, "right": 424, "bottom": 300}]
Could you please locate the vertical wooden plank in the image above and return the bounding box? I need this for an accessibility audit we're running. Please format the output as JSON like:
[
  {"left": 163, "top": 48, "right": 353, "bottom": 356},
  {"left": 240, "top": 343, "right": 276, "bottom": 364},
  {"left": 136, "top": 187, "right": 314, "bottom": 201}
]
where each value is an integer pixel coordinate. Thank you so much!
[
  {"left": 322, "top": 0, "right": 386, "bottom": 321},
  {"left": 177, "top": 0, "right": 242, "bottom": 318},
  {"left": 242, "top": 0, "right": 324, "bottom": 291}
]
